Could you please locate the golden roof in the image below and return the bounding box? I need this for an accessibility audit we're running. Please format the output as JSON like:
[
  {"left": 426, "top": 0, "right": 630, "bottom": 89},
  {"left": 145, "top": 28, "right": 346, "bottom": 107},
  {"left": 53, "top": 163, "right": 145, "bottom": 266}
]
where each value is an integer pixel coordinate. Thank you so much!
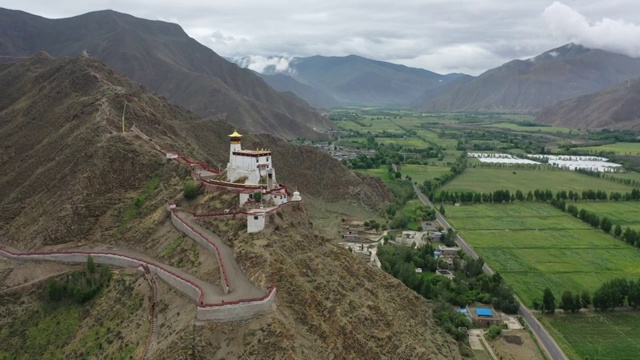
[{"left": 229, "top": 131, "right": 243, "bottom": 138}]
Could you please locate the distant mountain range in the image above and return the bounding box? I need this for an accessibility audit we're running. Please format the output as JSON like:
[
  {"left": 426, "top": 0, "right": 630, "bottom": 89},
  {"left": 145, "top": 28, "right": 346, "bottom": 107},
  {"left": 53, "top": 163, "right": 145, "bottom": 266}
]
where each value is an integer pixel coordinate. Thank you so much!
[
  {"left": 536, "top": 78, "right": 640, "bottom": 130},
  {"left": 3, "top": 7, "right": 639, "bottom": 131},
  {"left": 414, "top": 44, "right": 640, "bottom": 114},
  {"left": 0, "top": 8, "right": 333, "bottom": 138},
  {"left": 258, "top": 73, "right": 340, "bottom": 108},
  {"left": 232, "top": 55, "right": 462, "bottom": 106}
]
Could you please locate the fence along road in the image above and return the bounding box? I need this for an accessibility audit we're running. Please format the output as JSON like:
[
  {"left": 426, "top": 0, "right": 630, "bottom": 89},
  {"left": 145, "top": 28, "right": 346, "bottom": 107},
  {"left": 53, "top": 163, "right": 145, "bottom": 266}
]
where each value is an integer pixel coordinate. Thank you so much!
[{"left": 413, "top": 186, "right": 567, "bottom": 360}]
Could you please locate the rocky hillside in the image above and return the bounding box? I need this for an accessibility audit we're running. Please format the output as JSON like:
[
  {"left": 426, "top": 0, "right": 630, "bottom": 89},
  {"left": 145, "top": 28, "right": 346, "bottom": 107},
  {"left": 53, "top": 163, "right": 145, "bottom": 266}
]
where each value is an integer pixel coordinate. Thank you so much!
[
  {"left": 415, "top": 44, "right": 640, "bottom": 113},
  {"left": 167, "top": 207, "right": 461, "bottom": 359},
  {"left": 0, "top": 54, "right": 456, "bottom": 358},
  {"left": 0, "top": 8, "right": 334, "bottom": 139},
  {"left": 0, "top": 53, "right": 386, "bottom": 245},
  {"left": 536, "top": 79, "right": 640, "bottom": 130}
]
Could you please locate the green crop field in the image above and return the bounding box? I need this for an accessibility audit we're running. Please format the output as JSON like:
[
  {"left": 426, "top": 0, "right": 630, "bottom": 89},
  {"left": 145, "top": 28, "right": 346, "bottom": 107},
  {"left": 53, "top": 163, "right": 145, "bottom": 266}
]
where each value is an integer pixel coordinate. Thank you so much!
[
  {"left": 375, "top": 137, "right": 431, "bottom": 149},
  {"left": 483, "top": 122, "right": 580, "bottom": 134},
  {"left": 577, "top": 142, "right": 640, "bottom": 155},
  {"left": 608, "top": 171, "right": 640, "bottom": 183},
  {"left": 446, "top": 203, "right": 640, "bottom": 306},
  {"left": 544, "top": 312, "right": 640, "bottom": 360},
  {"left": 416, "top": 130, "right": 440, "bottom": 141},
  {"left": 497, "top": 114, "right": 536, "bottom": 122},
  {"left": 355, "top": 166, "right": 393, "bottom": 184},
  {"left": 401, "top": 165, "right": 452, "bottom": 183},
  {"left": 441, "top": 167, "right": 635, "bottom": 193},
  {"left": 356, "top": 164, "right": 451, "bottom": 185},
  {"left": 574, "top": 202, "right": 640, "bottom": 232}
]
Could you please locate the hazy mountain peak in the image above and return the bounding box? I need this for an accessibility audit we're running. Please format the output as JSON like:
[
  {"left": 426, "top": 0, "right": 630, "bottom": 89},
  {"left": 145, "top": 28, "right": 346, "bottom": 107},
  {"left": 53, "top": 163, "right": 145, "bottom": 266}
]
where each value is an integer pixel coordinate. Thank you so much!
[{"left": 231, "top": 54, "right": 461, "bottom": 106}]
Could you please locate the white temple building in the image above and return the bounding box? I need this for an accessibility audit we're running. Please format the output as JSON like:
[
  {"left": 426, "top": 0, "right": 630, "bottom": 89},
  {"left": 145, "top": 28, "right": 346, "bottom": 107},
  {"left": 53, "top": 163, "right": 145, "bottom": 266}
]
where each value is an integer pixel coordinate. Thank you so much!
[
  {"left": 226, "top": 131, "right": 290, "bottom": 207},
  {"left": 227, "top": 131, "right": 276, "bottom": 185}
]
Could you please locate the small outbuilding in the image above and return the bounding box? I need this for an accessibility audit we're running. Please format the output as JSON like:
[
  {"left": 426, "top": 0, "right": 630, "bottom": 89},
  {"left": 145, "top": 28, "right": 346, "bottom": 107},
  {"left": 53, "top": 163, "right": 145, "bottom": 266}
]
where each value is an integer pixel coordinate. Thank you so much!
[{"left": 468, "top": 306, "right": 501, "bottom": 327}]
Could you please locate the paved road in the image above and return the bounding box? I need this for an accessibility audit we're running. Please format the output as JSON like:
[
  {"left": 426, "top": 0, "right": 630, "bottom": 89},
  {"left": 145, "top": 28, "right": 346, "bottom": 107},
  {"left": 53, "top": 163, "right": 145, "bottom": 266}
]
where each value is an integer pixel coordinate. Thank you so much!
[{"left": 414, "top": 187, "right": 567, "bottom": 360}]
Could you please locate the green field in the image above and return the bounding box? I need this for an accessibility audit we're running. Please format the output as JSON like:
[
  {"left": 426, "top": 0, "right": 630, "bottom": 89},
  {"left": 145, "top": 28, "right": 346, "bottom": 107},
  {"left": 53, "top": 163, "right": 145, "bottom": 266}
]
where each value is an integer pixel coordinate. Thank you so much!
[
  {"left": 576, "top": 142, "right": 640, "bottom": 155},
  {"left": 441, "top": 167, "right": 635, "bottom": 193},
  {"left": 375, "top": 137, "right": 431, "bottom": 149},
  {"left": 335, "top": 115, "right": 426, "bottom": 134},
  {"left": 355, "top": 166, "right": 393, "bottom": 184},
  {"left": 401, "top": 165, "right": 451, "bottom": 183},
  {"left": 484, "top": 122, "right": 580, "bottom": 134},
  {"left": 544, "top": 312, "right": 640, "bottom": 360},
  {"left": 574, "top": 202, "right": 640, "bottom": 231},
  {"left": 608, "top": 171, "right": 640, "bottom": 183},
  {"left": 446, "top": 203, "right": 640, "bottom": 306},
  {"left": 357, "top": 164, "right": 451, "bottom": 185}
]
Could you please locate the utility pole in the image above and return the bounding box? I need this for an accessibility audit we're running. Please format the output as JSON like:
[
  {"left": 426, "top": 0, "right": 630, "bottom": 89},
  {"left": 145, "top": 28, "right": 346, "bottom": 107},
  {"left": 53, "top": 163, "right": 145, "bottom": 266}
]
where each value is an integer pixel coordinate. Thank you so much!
[{"left": 121, "top": 100, "right": 128, "bottom": 133}]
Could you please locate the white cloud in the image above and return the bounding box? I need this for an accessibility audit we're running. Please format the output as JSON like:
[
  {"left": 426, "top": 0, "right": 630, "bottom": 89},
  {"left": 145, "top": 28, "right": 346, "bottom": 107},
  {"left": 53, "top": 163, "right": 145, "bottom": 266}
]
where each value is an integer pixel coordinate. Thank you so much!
[
  {"left": 238, "top": 55, "right": 294, "bottom": 73},
  {"left": 544, "top": 1, "right": 640, "bottom": 58},
  {"left": 391, "top": 44, "right": 501, "bottom": 75}
]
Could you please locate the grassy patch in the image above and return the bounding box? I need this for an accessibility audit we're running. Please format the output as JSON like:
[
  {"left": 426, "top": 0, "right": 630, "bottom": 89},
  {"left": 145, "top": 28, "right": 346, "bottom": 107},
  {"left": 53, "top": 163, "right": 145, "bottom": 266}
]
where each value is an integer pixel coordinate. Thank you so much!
[
  {"left": 161, "top": 237, "right": 186, "bottom": 257},
  {"left": 0, "top": 301, "right": 83, "bottom": 359},
  {"left": 442, "top": 167, "right": 634, "bottom": 193},
  {"left": 119, "top": 175, "right": 160, "bottom": 229}
]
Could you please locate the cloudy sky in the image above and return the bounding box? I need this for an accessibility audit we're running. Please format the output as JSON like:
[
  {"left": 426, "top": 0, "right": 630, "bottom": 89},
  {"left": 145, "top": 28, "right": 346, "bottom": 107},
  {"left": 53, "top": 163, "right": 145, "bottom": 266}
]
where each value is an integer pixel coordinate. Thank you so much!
[{"left": 4, "top": 0, "right": 640, "bottom": 75}]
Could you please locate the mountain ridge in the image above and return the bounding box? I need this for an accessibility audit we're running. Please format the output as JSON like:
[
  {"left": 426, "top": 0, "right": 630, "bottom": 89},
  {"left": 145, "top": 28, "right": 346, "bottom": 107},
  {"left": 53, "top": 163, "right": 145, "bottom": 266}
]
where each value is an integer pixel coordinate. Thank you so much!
[
  {"left": 0, "top": 8, "right": 333, "bottom": 139},
  {"left": 414, "top": 44, "right": 640, "bottom": 113}
]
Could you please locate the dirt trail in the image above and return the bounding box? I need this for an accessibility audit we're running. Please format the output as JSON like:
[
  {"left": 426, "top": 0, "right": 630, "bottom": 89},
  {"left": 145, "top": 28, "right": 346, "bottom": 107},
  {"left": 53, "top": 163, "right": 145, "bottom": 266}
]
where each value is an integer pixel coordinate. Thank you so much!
[{"left": 0, "top": 270, "right": 72, "bottom": 294}]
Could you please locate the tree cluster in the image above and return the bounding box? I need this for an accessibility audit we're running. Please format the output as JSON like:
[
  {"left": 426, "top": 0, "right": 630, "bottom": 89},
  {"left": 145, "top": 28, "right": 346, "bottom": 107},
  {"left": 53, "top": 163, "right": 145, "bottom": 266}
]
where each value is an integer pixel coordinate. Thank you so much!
[
  {"left": 593, "top": 278, "right": 640, "bottom": 311},
  {"left": 377, "top": 244, "right": 520, "bottom": 341},
  {"left": 432, "top": 188, "right": 640, "bottom": 205},
  {"left": 48, "top": 256, "right": 112, "bottom": 304},
  {"left": 183, "top": 180, "right": 202, "bottom": 200},
  {"left": 419, "top": 153, "right": 467, "bottom": 194}
]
